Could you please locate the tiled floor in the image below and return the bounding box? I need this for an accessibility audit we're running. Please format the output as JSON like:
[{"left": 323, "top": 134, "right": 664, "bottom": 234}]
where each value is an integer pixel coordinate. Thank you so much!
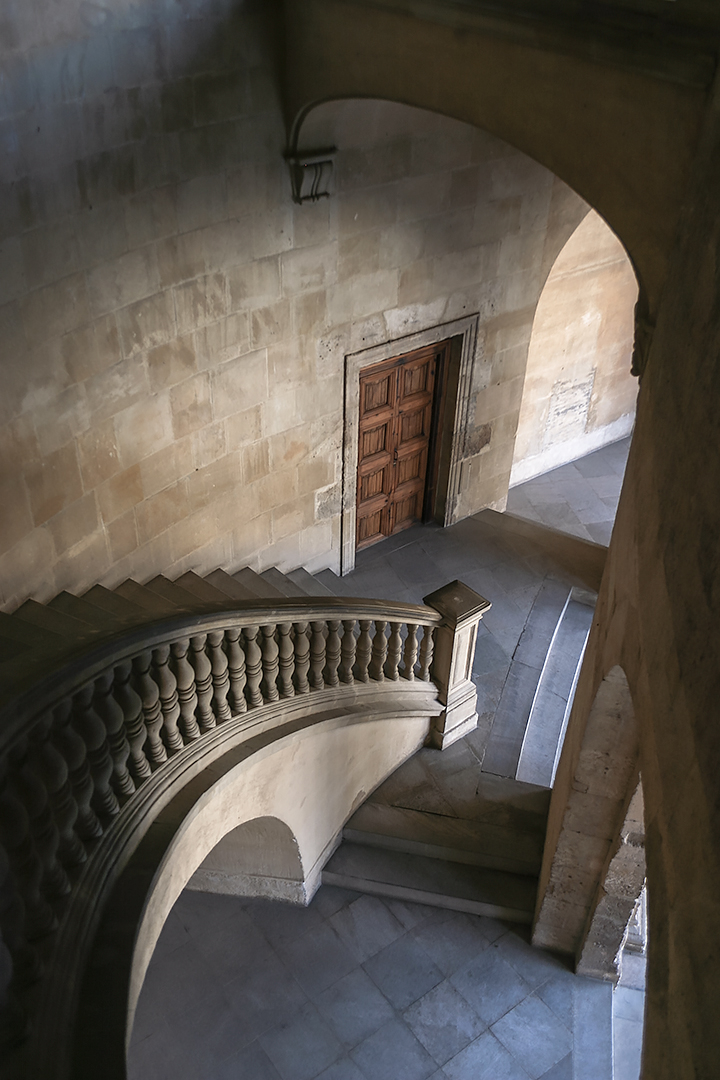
[
  {"left": 129, "top": 885, "right": 612, "bottom": 1080},
  {"left": 129, "top": 437, "right": 643, "bottom": 1080},
  {"left": 506, "top": 437, "right": 631, "bottom": 545}
]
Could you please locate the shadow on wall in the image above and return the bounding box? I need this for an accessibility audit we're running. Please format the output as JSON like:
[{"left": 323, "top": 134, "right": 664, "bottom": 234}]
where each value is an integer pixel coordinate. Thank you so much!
[
  {"left": 510, "top": 210, "right": 638, "bottom": 486},
  {"left": 187, "top": 814, "right": 306, "bottom": 902}
]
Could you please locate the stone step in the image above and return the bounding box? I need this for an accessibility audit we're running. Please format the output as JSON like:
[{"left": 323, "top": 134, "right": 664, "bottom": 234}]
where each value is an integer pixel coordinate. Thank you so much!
[
  {"left": 260, "top": 567, "right": 307, "bottom": 597},
  {"left": 232, "top": 567, "right": 285, "bottom": 599},
  {"left": 174, "top": 571, "right": 232, "bottom": 605},
  {"left": 0, "top": 610, "right": 63, "bottom": 656},
  {"left": 286, "top": 567, "right": 335, "bottom": 596},
  {"left": 48, "top": 591, "right": 126, "bottom": 632},
  {"left": 343, "top": 802, "right": 544, "bottom": 876},
  {"left": 114, "top": 579, "right": 184, "bottom": 616},
  {"left": 82, "top": 584, "right": 147, "bottom": 621},
  {"left": 204, "top": 568, "right": 259, "bottom": 602},
  {"left": 144, "top": 575, "right": 200, "bottom": 610},
  {"left": 481, "top": 579, "right": 572, "bottom": 779},
  {"left": 313, "top": 568, "right": 343, "bottom": 594},
  {"left": 322, "top": 841, "right": 537, "bottom": 923},
  {"left": 12, "top": 598, "right": 97, "bottom": 640},
  {"left": 516, "top": 593, "right": 594, "bottom": 788}
]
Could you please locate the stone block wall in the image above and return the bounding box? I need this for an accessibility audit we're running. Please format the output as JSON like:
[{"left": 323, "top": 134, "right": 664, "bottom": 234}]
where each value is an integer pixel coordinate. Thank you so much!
[
  {"left": 511, "top": 209, "right": 638, "bottom": 485},
  {"left": 0, "top": 0, "right": 599, "bottom": 609}
]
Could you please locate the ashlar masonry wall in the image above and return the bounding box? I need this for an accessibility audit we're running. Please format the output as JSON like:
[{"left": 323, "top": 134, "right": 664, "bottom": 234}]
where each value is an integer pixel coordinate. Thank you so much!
[{"left": 0, "top": 0, "right": 588, "bottom": 610}]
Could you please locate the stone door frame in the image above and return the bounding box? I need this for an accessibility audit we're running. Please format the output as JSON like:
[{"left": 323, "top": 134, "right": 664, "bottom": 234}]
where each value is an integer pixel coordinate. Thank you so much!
[{"left": 341, "top": 314, "right": 480, "bottom": 575}]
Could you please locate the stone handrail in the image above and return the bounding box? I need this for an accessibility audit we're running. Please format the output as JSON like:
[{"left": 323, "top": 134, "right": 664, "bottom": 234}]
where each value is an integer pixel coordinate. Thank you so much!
[{"left": 0, "top": 583, "right": 489, "bottom": 1076}]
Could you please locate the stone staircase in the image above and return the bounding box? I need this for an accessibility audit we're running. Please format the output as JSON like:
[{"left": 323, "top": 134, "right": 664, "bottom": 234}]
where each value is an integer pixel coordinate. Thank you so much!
[
  {"left": 322, "top": 579, "right": 595, "bottom": 924},
  {"left": 0, "top": 562, "right": 588, "bottom": 929},
  {"left": 0, "top": 564, "right": 342, "bottom": 703}
]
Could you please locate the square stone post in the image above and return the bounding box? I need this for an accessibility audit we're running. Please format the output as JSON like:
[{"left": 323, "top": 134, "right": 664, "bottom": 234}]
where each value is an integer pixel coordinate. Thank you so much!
[{"left": 423, "top": 580, "right": 491, "bottom": 750}]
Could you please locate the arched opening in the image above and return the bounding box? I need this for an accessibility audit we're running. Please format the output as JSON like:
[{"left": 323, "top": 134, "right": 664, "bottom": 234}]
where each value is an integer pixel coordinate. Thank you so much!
[
  {"left": 510, "top": 210, "right": 639, "bottom": 486},
  {"left": 187, "top": 815, "right": 305, "bottom": 902}
]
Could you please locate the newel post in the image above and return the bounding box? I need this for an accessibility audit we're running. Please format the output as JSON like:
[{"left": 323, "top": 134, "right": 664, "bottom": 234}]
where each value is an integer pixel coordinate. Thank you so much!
[{"left": 423, "top": 580, "right": 491, "bottom": 750}]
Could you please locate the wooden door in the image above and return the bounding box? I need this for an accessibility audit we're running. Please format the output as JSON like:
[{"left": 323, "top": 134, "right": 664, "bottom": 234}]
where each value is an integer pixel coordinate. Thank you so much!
[{"left": 356, "top": 343, "right": 440, "bottom": 550}]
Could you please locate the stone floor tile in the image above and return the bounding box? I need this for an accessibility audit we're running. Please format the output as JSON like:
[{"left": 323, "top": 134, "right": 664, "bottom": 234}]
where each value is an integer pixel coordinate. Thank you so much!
[
  {"left": 363, "top": 935, "right": 444, "bottom": 1010},
  {"left": 212, "top": 1039, "right": 283, "bottom": 1080},
  {"left": 350, "top": 1018, "right": 438, "bottom": 1080},
  {"left": 278, "top": 920, "right": 358, "bottom": 998},
  {"left": 310, "top": 885, "right": 362, "bottom": 919},
  {"left": 403, "top": 979, "right": 487, "bottom": 1065},
  {"left": 411, "top": 911, "right": 492, "bottom": 976},
  {"left": 259, "top": 1000, "right": 344, "bottom": 1080},
  {"left": 450, "top": 946, "right": 532, "bottom": 1025},
  {"left": 491, "top": 994, "right": 572, "bottom": 1078},
  {"left": 329, "top": 894, "right": 407, "bottom": 962},
  {"left": 442, "top": 1030, "right": 531, "bottom": 1080},
  {"left": 536, "top": 971, "right": 575, "bottom": 1029},
  {"left": 315, "top": 1058, "right": 367, "bottom": 1080},
  {"left": 223, "top": 951, "right": 308, "bottom": 1038},
  {"left": 244, "top": 895, "right": 325, "bottom": 948},
  {"left": 539, "top": 1053, "right": 572, "bottom": 1080},
  {"left": 494, "top": 930, "right": 569, "bottom": 989},
  {"left": 137, "top": 938, "right": 218, "bottom": 1019},
  {"left": 384, "top": 896, "right": 440, "bottom": 930},
  {"left": 150, "top": 907, "right": 190, "bottom": 958},
  {"left": 613, "top": 1016, "right": 644, "bottom": 1080},
  {"left": 573, "top": 977, "right": 613, "bottom": 1080},
  {"left": 192, "top": 907, "right": 275, "bottom": 982},
  {"left": 315, "top": 967, "right": 395, "bottom": 1049},
  {"left": 613, "top": 986, "right": 645, "bottom": 1023}
]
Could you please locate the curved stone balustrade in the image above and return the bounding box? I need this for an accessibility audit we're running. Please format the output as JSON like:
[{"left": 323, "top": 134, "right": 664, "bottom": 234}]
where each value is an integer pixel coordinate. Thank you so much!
[{"left": 0, "top": 583, "right": 489, "bottom": 1080}]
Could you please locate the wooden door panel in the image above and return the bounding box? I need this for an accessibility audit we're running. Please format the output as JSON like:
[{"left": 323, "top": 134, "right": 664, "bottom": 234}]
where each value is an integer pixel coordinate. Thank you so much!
[
  {"left": 393, "top": 489, "right": 424, "bottom": 533},
  {"left": 362, "top": 370, "right": 395, "bottom": 414},
  {"left": 358, "top": 462, "right": 392, "bottom": 503},
  {"left": 357, "top": 342, "right": 446, "bottom": 550}
]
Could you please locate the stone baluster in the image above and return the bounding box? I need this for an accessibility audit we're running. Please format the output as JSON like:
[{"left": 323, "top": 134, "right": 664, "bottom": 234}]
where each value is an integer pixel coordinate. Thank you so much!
[
  {"left": 369, "top": 621, "right": 387, "bottom": 682},
  {"left": 0, "top": 843, "right": 40, "bottom": 989},
  {"left": 323, "top": 620, "right": 342, "bottom": 687},
  {"left": 52, "top": 701, "right": 102, "bottom": 841},
  {"left": 114, "top": 661, "right": 151, "bottom": 783},
  {"left": 94, "top": 673, "right": 135, "bottom": 802},
  {"left": 225, "top": 629, "right": 248, "bottom": 714},
  {"left": 9, "top": 743, "right": 70, "bottom": 901},
  {"left": 0, "top": 769, "right": 56, "bottom": 939},
  {"left": 293, "top": 622, "right": 310, "bottom": 694},
  {"left": 72, "top": 686, "right": 119, "bottom": 820},
  {"left": 189, "top": 635, "right": 215, "bottom": 733},
  {"left": 309, "top": 622, "right": 327, "bottom": 690},
  {"left": 423, "top": 582, "right": 491, "bottom": 749},
  {"left": 132, "top": 651, "right": 168, "bottom": 768},
  {"left": 418, "top": 625, "right": 435, "bottom": 682},
  {"left": 260, "top": 625, "right": 280, "bottom": 702},
  {"left": 277, "top": 623, "right": 295, "bottom": 698},
  {"left": 401, "top": 624, "right": 419, "bottom": 680},
  {"left": 28, "top": 718, "right": 86, "bottom": 869},
  {"left": 152, "top": 645, "right": 185, "bottom": 754},
  {"left": 0, "top": 926, "right": 28, "bottom": 1049},
  {"left": 207, "top": 631, "right": 232, "bottom": 722},
  {"left": 354, "top": 620, "right": 373, "bottom": 682},
  {"left": 171, "top": 639, "right": 201, "bottom": 742},
  {"left": 384, "top": 622, "right": 403, "bottom": 681},
  {"left": 339, "top": 620, "right": 357, "bottom": 684},
  {"left": 243, "top": 626, "right": 263, "bottom": 707}
]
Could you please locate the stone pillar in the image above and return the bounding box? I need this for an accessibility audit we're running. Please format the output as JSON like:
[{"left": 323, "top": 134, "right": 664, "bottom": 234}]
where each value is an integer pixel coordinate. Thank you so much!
[{"left": 423, "top": 580, "right": 491, "bottom": 750}]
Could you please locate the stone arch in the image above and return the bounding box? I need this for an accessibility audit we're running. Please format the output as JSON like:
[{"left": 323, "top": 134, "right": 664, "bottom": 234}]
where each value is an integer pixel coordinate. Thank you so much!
[
  {"left": 53, "top": 701, "right": 433, "bottom": 1080},
  {"left": 188, "top": 815, "right": 305, "bottom": 902},
  {"left": 510, "top": 210, "right": 639, "bottom": 485},
  {"left": 533, "top": 665, "right": 640, "bottom": 965}
]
